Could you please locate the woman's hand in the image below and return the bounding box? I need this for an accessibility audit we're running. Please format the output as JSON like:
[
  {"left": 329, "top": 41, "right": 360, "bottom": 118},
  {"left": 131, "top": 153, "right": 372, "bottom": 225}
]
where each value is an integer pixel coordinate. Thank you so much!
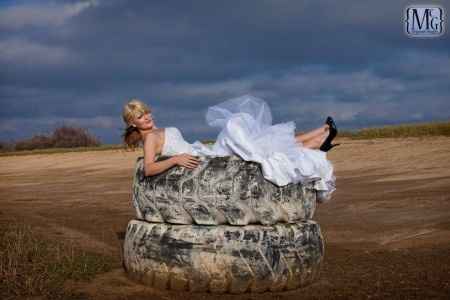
[{"left": 173, "top": 154, "right": 201, "bottom": 169}]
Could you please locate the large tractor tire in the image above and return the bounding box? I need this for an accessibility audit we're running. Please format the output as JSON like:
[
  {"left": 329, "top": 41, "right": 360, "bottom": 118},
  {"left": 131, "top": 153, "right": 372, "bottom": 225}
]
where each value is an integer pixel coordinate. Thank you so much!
[
  {"left": 123, "top": 219, "right": 324, "bottom": 294},
  {"left": 132, "top": 156, "right": 319, "bottom": 226}
]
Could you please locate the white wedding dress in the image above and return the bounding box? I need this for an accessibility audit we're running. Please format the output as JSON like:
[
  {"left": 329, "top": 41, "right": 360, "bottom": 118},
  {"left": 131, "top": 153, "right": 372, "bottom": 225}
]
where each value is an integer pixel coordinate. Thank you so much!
[{"left": 159, "top": 94, "right": 336, "bottom": 196}]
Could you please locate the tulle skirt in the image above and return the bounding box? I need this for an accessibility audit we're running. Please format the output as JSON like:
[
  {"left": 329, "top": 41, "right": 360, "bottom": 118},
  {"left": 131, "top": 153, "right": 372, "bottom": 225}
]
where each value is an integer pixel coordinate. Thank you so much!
[{"left": 189, "top": 94, "right": 336, "bottom": 196}]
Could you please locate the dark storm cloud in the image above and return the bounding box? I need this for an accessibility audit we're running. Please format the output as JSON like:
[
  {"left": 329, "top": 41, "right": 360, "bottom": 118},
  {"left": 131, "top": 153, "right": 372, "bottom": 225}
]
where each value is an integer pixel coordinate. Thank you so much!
[{"left": 0, "top": 0, "right": 449, "bottom": 143}]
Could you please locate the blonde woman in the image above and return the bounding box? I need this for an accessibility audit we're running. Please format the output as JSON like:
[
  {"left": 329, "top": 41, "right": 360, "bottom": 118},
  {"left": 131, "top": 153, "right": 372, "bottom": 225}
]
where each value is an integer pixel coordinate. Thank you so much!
[{"left": 122, "top": 95, "right": 338, "bottom": 196}]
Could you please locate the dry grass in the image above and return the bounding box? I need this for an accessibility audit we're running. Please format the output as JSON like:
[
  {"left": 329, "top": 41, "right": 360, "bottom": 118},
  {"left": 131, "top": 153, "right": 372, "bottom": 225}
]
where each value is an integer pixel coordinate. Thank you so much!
[
  {"left": 0, "top": 222, "right": 114, "bottom": 300},
  {"left": 339, "top": 120, "right": 450, "bottom": 139},
  {"left": 0, "top": 144, "right": 125, "bottom": 157}
]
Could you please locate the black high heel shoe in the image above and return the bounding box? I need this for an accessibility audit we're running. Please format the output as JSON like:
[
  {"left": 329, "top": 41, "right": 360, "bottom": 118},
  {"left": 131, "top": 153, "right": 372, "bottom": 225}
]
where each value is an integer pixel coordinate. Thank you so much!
[{"left": 320, "top": 116, "right": 340, "bottom": 152}]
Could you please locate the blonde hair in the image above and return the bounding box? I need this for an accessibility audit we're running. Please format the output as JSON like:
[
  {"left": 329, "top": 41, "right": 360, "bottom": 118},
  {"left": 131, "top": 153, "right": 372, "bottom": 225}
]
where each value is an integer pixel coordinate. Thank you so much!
[{"left": 121, "top": 98, "right": 152, "bottom": 148}]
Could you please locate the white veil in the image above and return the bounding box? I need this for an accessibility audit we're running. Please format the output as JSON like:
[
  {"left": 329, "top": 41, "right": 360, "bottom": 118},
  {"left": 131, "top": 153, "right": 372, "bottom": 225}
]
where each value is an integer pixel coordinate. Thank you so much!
[{"left": 206, "top": 94, "right": 273, "bottom": 130}]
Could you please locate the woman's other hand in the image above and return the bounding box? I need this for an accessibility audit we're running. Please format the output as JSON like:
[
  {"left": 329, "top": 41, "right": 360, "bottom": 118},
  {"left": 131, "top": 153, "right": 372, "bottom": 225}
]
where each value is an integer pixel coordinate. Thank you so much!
[{"left": 173, "top": 154, "right": 201, "bottom": 169}]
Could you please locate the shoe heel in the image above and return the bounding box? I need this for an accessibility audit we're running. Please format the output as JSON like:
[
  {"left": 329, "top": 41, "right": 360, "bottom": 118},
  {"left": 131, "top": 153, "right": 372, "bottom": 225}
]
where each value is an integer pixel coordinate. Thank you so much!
[
  {"left": 320, "top": 142, "right": 341, "bottom": 152},
  {"left": 330, "top": 143, "right": 341, "bottom": 150}
]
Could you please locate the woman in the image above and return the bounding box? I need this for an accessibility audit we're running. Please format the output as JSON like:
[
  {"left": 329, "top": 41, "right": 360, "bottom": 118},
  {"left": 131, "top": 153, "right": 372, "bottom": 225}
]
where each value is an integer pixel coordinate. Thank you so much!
[{"left": 122, "top": 95, "right": 338, "bottom": 197}]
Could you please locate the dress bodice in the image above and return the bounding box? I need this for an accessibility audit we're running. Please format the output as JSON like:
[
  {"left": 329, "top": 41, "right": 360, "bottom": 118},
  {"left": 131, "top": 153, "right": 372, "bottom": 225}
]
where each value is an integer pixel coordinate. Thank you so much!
[{"left": 160, "top": 127, "right": 195, "bottom": 156}]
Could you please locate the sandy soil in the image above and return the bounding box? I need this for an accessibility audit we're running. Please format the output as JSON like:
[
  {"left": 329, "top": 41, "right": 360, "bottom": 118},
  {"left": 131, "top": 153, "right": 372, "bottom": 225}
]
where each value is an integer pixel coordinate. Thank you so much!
[{"left": 1, "top": 136, "right": 449, "bottom": 299}]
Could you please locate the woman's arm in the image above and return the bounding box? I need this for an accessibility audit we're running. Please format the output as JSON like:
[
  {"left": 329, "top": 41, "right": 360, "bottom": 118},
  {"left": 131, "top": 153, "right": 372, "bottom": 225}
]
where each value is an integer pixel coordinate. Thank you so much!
[
  {"left": 143, "top": 132, "right": 201, "bottom": 176},
  {"left": 143, "top": 133, "right": 177, "bottom": 176}
]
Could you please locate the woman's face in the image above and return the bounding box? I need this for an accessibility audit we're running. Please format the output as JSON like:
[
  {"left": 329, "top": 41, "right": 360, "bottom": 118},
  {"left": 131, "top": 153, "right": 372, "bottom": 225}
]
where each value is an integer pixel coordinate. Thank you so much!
[{"left": 132, "top": 111, "right": 155, "bottom": 130}]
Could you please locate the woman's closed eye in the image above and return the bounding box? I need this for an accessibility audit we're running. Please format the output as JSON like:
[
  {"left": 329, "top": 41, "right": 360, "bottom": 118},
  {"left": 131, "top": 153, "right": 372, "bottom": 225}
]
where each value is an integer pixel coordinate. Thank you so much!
[{"left": 137, "top": 112, "right": 151, "bottom": 119}]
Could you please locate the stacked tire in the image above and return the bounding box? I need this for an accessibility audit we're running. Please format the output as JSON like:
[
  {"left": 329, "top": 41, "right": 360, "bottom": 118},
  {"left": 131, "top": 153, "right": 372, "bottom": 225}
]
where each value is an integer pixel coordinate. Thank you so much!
[{"left": 123, "top": 155, "right": 326, "bottom": 293}]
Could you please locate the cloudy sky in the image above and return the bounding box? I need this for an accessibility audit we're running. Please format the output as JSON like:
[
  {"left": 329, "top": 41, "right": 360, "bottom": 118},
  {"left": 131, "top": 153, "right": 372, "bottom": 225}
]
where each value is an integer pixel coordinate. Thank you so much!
[{"left": 1, "top": 0, "right": 449, "bottom": 144}]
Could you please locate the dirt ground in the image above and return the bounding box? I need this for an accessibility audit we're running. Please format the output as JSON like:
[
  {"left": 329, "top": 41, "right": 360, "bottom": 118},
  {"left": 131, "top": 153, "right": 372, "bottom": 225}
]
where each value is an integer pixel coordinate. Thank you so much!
[{"left": 1, "top": 136, "right": 449, "bottom": 299}]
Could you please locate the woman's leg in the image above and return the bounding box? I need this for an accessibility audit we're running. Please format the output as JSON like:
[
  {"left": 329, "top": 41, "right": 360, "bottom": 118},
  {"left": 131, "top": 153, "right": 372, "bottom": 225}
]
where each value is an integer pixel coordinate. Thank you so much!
[
  {"left": 301, "top": 131, "right": 329, "bottom": 149},
  {"left": 295, "top": 124, "right": 329, "bottom": 143}
]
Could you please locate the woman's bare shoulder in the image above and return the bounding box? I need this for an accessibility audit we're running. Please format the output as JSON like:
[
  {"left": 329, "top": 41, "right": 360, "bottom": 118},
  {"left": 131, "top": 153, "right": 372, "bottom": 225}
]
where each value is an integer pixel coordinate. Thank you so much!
[
  {"left": 144, "top": 128, "right": 165, "bottom": 140},
  {"left": 143, "top": 128, "right": 166, "bottom": 154}
]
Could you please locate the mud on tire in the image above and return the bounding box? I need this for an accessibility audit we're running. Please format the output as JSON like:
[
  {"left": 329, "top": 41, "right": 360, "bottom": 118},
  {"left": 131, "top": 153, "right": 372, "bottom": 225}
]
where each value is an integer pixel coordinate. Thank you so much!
[
  {"left": 123, "top": 219, "right": 324, "bottom": 293},
  {"left": 132, "top": 156, "right": 319, "bottom": 226}
]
